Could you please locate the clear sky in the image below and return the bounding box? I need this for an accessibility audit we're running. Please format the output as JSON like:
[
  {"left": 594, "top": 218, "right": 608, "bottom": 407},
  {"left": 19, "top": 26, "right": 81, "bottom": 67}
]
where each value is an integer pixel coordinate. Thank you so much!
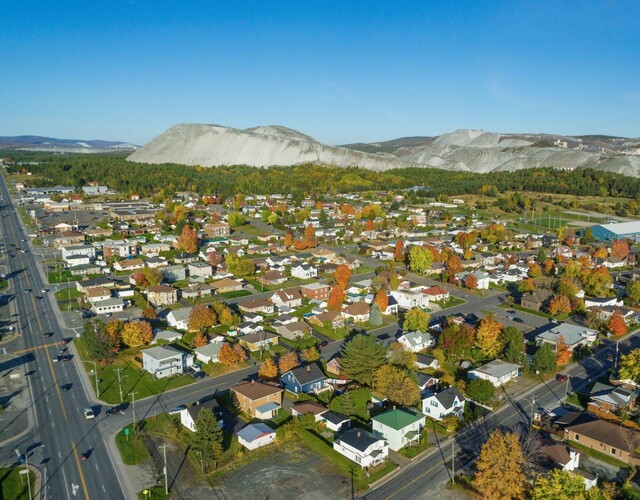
[{"left": 1, "top": 1, "right": 639, "bottom": 145}]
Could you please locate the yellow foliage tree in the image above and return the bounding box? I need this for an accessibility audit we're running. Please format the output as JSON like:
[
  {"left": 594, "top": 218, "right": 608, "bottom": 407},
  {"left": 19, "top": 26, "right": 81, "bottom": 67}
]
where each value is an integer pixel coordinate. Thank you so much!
[
  {"left": 258, "top": 358, "right": 278, "bottom": 379},
  {"left": 121, "top": 320, "right": 153, "bottom": 347},
  {"left": 474, "top": 314, "right": 504, "bottom": 358},
  {"left": 473, "top": 430, "right": 526, "bottom": 499}
]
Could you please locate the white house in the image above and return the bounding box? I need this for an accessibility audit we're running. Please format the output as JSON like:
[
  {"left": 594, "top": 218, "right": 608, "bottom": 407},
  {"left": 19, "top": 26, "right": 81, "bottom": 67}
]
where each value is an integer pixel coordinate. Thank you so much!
[
  {"left": 371, "top": 407, "right": 425, "bottom": 451},
  {"left": 141, "top": 345, "right": 186, "bottom": 379},
  {"left": 237, "top": 423, "right": 276, "bottom": 451},
  {"left": 179, "top": 400, "right": 223, "bottom": 432},
  {"left": 291, "top": 263, "right": 317, "bottom": 280},
  {"left": 194, "top": 341, "right": 224, "bottom": 364},
  {"left": 397, "top": 330, "right": 435, "bottom": 352},
  {"left": 421, "top": 387, "right": 466, "bottom": 421},
  {"left": 468, "top": 359, "right": 521, "bottom": 387},
  {"left": 390, "top": 289, "right": 429, "bottom": 310},
  {"left": 167, "top": 307, "right": 193, "bottom": 331},
  {"left": 91, "top": 298, "right": 125, "bottom": 315},
  {"left": 151, "top": 330, "right": 182, "bottom": 344},
  {"left": 455, "top": 271, "right": 490, "bottom": 289},
  {"left": 333, "top": 428, "right": 389, "bottom": 468}
]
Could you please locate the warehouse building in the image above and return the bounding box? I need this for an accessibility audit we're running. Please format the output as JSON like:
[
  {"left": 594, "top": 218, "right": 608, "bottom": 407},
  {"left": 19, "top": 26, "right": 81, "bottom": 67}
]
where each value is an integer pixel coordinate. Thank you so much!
[{"left": 589, "top": 221, "right": 640, "bottom": 242}]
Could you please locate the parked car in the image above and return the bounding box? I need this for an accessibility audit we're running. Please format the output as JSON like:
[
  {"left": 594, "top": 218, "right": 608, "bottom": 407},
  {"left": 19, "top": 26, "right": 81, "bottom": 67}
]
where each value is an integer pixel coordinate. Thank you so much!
[
  {"left": 513, "top": 318, "right": 524, "bottom": 323},
  {"left": 319, "top": 340, "right": 329, "bottom": 348},
  {"left": 83, "top": 408, "right": 95, "bottom": 419},
  {"left": 193, "top": 371, "right": 205, "bottom": 380}
]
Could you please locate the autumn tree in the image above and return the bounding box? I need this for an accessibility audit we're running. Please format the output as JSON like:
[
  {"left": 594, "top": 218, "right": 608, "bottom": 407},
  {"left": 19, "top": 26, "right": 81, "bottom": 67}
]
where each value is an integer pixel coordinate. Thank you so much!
[
  {"left": 403, "top": 307, "right": 430, "bottom": 331},
  {"left": 608, "top": 310, "right": 628, "bottom": 336},
  {"left": 327, "top": 284, "right": 345, "bottom": 311},
  {"left": 104, "top": 319, "right": 124, "bottom": 352},
  {"left": 208, "top": 250, "right": 223, "bottom": 266},
  {"left": 619, "top": 350, "right": 640, "bottom": 383},
  {"left": 194, "top": 332, "right": 209, "bottom": 347},
  {"left": 557, "top": 277, "right": 579, "bottom": 299},
  {"left": 121, "top": 320, "right": 153, "bottom": 347},
  {"left": 408, "top": 246, "right": 434, "bottom": 274},
  {"left": 464, "top": 273, "right": 478, "bottom": 290},
  {"left": 531, "top": 469, "right": 586, "bottom": 500},
  {"left": 304, "top": 224, "right": 317, "bottom": 248},
  {"left": 259, "top": 358, "right": 278, "bottom": 379},
  {"left": 473, "top": 429, "right": 526, "bottom": 499},
  {"left": 593, "top": 246, "right": 608, "bottom": 259},
  {"left": 528, "top": 263, "right": 543, "bottom": 278},
  {"left": 547, "top": 295, "right": 572, "bottom": 316},
  {"left": 373, "top": 365, "right": 420, "bottom": 406},
  {"left": 387, "top": 342, "right": 417, "bottom": 370},
  {"left": 445, "top": 254, "right": 462, "bottom": 282},
  {"left": 611, "top": 239, "right": 630, "bottom": 260},
  {"left": 438, "top": 322, "right": 474, "bottom": 357},
  {"left": 626, "top": 280, "right": 640, "bottom": 304},
  {"left": 176, "top": 224, "right": 199, "bottom": 254},
  {"left": 218, "top": 342, "right": 243, "bottom": 365},
  {"left": 373, "top": 289, "right": 389, "bottom": 313},
  {"left": 340, "top": 334, "right": 387, "bottom": 386},
  {"left": 278, "top": 351, "right": 300, "bottom": 374},
  {"left": 142, "top": 306, "right": 157, "bottom": 320},
  {"left": 334, "top": 264, "right": 352, "bottom": 290},
  {"left": 142, "top": 267, "right": 163, "bottom": 287},
  {"left": 189, "top": 304, "right": 217, "bottom": 331},
  {"left": 227, "top": 212, "right": 246, "bottom": 227},
  {"left": 580, "top": 265, "right": 611, "bottom": 296},
  {"left": 518, "top": 277, "right": 536, "bottom": 293},
  {"left": 283, "top": 231, "right": 294, "bottom": 248},
  {"left": 393, "top": 239, "right": 405, "bottom": 262},
  {"left": 301, "top": 346, "right": 320, "bottom": 362},
  {"left": 475, "top": 314, "right": 504, "bottom": 358},
  {"left": 543, "top": 259, "right": 555, "bottom": 275},
  {"left": 556, "top": 336, "right": 571, "bottom": 365}
]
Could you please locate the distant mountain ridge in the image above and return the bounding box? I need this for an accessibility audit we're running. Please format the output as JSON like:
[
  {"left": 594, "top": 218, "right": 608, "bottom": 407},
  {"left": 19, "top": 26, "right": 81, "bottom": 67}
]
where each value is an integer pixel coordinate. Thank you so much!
[
  {"left": 127, "top": 123, "right": 640, "bottom": 177},
  {"left": 0, "top": 135, "right": 137, "bottom": 153}
]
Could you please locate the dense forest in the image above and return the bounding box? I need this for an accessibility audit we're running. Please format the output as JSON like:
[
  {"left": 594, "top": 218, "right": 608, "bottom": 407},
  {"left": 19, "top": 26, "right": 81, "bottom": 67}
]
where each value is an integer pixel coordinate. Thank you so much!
[{"left": 3, "top": 151, "right": 640, "bottom": 200}]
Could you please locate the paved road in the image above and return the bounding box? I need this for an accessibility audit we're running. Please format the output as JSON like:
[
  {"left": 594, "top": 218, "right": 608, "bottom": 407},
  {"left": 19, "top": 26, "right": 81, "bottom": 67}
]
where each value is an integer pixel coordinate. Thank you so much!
[
  {"left": 365, "top": 334, "right": 635, "bottom": 500},
  {"left": 0, "top": 176, "right": 125, "bottom": 499}
]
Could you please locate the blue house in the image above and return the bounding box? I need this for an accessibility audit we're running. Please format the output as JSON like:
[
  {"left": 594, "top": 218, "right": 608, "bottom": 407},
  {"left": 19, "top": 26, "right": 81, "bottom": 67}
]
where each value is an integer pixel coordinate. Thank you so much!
[{"left": 281, "top": 363, "right": 328, "bottom": 395}]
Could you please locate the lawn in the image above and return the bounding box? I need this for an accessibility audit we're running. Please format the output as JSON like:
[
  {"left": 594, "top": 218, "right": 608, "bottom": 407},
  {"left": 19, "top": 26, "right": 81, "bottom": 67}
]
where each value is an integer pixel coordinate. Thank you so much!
[
  {"left": 0, "top": 279, "right": 7, "bottom": 291},
  {"left": 0, "top": 467, "right": 35, "bottom": 500},
  {"left": 219, "top": 290, "right": 252, "bottom": 299},
  {"left": 55, "top": 288, "right": 84, "bottom": 300},
  {"left": 329, "top": 388, "right": 371, "bottom": 421},
  {"left": 199, "top": 360, "right": 251, "bottom": 378},
  {"left": 47, "top": 270, "right": 77, "bottom": 284},
  {"left": 397, "top": 431, "right": 431, "bottom": 459},
  {"left": 312, "top": 323, "right": 349, "bottom": 340},
  {"left": 279, "top": 335, "right": 318, "bottom": 351},
  {"left": 436, "top": 296, "right": 466, "bottom": 309},
  {"left": 568, "top": 441, "right": 631, "bottom": 469},
  {"left": 138, "top": 486, "right": 169, "bottom": 499},
  {"left": 424, "top": 417, "right": 450, "bottom": 436},
  {"left": 115, "top": 427, "right": 150, "bottom": 465}
]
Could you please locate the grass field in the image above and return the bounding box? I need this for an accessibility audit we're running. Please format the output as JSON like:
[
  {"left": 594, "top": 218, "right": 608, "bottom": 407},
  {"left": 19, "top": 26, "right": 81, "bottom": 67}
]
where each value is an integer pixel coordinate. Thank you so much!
[
  {"left": 0, "top": 467, "right": 35, "bottom": 500},
  {"left": 115, "top": 428, "right": 150, "bottom": 465},
  {"left": 219, "top": 290, "right": 252, "bottom": 299}
]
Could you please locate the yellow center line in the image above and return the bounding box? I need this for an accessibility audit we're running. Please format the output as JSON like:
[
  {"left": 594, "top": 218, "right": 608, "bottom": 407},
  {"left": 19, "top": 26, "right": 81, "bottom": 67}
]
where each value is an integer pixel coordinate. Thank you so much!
[
  {"left": 385, "top": 459, "right": 444, "bottom": 500},
  {"left": 72, "top": 442, "right": 91, "bottom": 500},
  {"left": 45, "top": 349, "right": 68, "bottom": 420},
  {"left": 30, "top": 293, "right": 43, "bottom": 332}
]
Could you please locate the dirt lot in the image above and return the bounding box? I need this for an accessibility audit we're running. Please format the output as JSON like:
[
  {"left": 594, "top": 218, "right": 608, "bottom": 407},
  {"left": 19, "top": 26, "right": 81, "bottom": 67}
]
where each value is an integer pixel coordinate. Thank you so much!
[{"left": 213, "top": 444, "right": 350, "bottom": 500}]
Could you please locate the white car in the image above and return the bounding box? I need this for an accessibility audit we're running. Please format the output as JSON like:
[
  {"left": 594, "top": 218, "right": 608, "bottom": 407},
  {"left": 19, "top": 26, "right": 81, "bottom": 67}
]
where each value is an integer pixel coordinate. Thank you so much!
[{"left": 83, "top": 408, "right": 95, "bottom": 419}]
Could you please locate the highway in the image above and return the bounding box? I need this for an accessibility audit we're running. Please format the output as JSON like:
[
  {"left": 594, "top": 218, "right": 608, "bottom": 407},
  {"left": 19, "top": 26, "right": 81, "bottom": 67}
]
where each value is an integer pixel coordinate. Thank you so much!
[{"left": 0, "top": 175, "right": 125, "bottom": 499}]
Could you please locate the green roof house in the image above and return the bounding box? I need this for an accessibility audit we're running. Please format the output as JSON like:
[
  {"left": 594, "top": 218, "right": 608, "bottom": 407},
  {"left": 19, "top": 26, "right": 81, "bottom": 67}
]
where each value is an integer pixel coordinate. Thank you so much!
[{"left": 371, "top": 407, "right": 425, "bottom": 451}]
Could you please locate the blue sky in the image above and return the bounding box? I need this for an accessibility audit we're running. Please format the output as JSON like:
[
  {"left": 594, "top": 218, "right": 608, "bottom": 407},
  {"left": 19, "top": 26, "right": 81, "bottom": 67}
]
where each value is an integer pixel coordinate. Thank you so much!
[{"left": 1, "top": 1, "right": 639, "bottom": 144}]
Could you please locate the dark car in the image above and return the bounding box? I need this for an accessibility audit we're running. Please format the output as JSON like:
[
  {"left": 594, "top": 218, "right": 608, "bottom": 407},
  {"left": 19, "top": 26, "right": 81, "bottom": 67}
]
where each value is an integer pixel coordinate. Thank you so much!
[
  {"left": 319, "top": 340, "right": 329, "bottom": 348},
  {"left": 60, "top": 384, "right": 71, "bottom": 392},
  {"left": 61, "top": 355, "right": 72, "bottom": 362},
  {"left": 193, "top": 371, "right": 205, "bottom": 380},
  {"left": 513, "top": 318, "right": 524, "bottom": 323},
  {"left": 556, "top": 374, "right": 568, "bottom": 383},
  {"left": 61, "top": 338, "right": 70, "bottom": 344},
  {"left": 106, "top": 405, "right": 124, "bottom": 416},
  {"left": 44, "top": 332, "right": 53, "bottom": 338}
]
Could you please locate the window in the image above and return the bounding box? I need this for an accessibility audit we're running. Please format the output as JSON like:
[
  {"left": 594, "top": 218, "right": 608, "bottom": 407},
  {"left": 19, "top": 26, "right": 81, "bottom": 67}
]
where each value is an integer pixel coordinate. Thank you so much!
[
  {"left": 611, "top": 448, "right": 616, "bottom": 456},
  {"left": 430, "top": 400, "right": 438, "bottom": 407},
  {"left": 574, "top": 434, "right": 579, "bottom": 441}
]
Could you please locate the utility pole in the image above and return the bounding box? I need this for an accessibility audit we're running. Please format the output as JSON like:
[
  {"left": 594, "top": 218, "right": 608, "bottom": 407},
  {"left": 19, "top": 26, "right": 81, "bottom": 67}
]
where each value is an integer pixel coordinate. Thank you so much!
[
  {"left": 451, "top": 440, "right": 455, "bottom": 485},
  {"left": 530, "top": 394, "right": 536, "bottom": 428},
  {"left": 89, "top": 361, "right": 100, "bottom": 397},
  {"left": 615, "top": 341, "right": 619, "bottom": 370},
  {"left": 564, "top": 376, "right": 570, "bottom": 400},
  {"left": 115, "top": 367, "right": 124, "bottom": 403},
  {"left": 160, "top": 443, "right": 170, "bottom": 495},
  {"left": 131, "top": 391, "right": 138, "bottom": 431}
]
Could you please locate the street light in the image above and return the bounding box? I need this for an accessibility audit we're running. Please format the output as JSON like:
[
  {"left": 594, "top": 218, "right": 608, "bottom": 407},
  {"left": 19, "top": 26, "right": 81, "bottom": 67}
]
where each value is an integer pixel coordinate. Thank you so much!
[{"left": 88, "top": 361, "right": 100, "bottom": 397}]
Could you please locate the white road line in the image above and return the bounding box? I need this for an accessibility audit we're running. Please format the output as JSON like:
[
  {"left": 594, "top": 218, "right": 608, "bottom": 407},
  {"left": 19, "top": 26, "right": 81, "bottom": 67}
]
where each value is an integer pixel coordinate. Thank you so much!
[
  {"left": 48, "top": 408, "right": 52, "bottom": 415},
  {"left": 102, "top": 484, "right": 106, "bottom": 493},
  {"left": 58, "top": 451, "right": 62, "bottom": 458},
  {"left": 94, "top": 463, "right": 99, "bottom": 471},
  {"left": 25, "top": 361, "right": 39, "bottom": 427},
  {"left": 43, "top": 466, "right": 48, "bottom": 500},
  {"left": 61, "top": 467, "right": 71, "bottom": 500},
  {"left": 51, "top": 421, "right": 55, "bottom": 428}
]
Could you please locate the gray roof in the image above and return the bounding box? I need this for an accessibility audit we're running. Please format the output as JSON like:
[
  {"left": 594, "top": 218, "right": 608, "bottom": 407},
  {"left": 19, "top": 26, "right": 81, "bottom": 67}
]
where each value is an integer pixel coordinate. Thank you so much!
[
  {"left": 536, "top": 323, "right": 598, "bottom": 346},
  {"left": 194, "top": 342, "right": 223, "bottom": 357},
  {"left": 471, "top": 359, "right": 521, "bottom": 379},
  {"left": 237, "top": 423, "right": 275, "bottom": 442},
  {"left": 142, "top": 345, "right": 184, "bottom": 361},
  {"left": 433, "top": 387, "right": 464, "bottom": 409},
  {"left": 322, "top": 410, "right": 350, "bottom": 426},
  {"left": 169, "top": 307, "right": 193, "bottom": 322},
  {"left": 337, "top": 428, "right": 383, "bottom": 452},
  {"left": 590, "top": 382, "right": 636, "bottom": 408},
  {"left": 287, "top": 363, "right": 327, "bottom": 385}
]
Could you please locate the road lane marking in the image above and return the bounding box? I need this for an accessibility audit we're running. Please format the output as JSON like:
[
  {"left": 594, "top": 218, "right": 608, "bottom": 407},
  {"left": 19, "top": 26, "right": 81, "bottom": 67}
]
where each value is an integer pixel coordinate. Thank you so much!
[
  {"left": 62, "top": 467, "right": 72, "bottom": 500},
  {"left": 25, "top": 358, "right": 39, "bottom": 427},
  {"left": 45, "top": 350, "right": 68, "bottom": 420},
  {"left": 51, "top": 421, "right": 55, "bottom": 428},
  {"left": 72, "top": 442, "right": 90, "bottom": 500},
  {"left": 48, "top": 408, "right": 51, "bottom": 414}
]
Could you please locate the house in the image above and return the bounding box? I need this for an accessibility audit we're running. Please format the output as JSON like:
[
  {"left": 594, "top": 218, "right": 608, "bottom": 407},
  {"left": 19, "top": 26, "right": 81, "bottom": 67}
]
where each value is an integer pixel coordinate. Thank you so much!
[
  {"left": 390, "top": 288, "right": 429, "bottom": 310},
  {"left": 239, "top": 299, "right": 275, "bottom": 315},
  {"left": 141, "top": 345, "right": 186, "bottom": 378},
  {"left": 231, "top": 380, "right": 284, "bottom": 419},
  {"left": 540, "top": 443, "right": 598, "bottom": 491},
  {"left": 564, "top": 418, "right": 640, "bottom": 466},
  {"left": 397, "top": 330, "right": 435, "bottom": 352},
  {"left": 587, "top": 382, "right": 637, "bottom": 414},
  {"left": 342, "top": 302, "right": 370, "bottom": 323},
  {"left": 421, "top": 286, "right": 450, "bottom": 302},
  {"left": 371, "top": 407, "right": 425, "bottom": 451},
  {"left": 270, "top": 288, "right": 303, "bottom": 308},
  {"left": 61, "top": 244, "right": 96, "bottom": 261},
  {"left": 533, "top": 323, "right": 598, "bottom": 351},
  {"left": 584, "top": 297, "right": 624, "bottom": 309},
  {"left": 417, "top": 373, "right": 440, "bottom": 393},
  {"left": 85, "top": 286, "right": 111, "bottom": 303},
  {"left": 300, "top": 283, "right": 331, "bottom": 300},
  {"left": 188, "top": 261, "right": 213, "bottom": 278},
  {"left": 174, "top": 252, "right": 200, "bottom": 264},
  {"left": 113, "top": 258, "right": 145, "bottom": 272},
  {"left": 291, "top": 263, "right": 317, "bottom": 280},
  {"left": 274, "top": 320, "right": 310, "bottom": 340},
  {"left": 416, "top": 353, "right": 440, "bottom": 370},
  {"left": 321, "top": 410, "right": 351, "bottom": 432},
  {"left": 92, "top": 298, "right": 125, "bottom": 315},
  {"left": 308, "top": 310, "right": 345, "bottom": 329},
  {"left": 211, "top": 278, "right": 244, "bottom": 294},
  {"left": 146, "top": 285, "right": 179, "bottom": 307},
  {"left": 455, "top": 271, "right": 490, "bottom": 289},
  {"left": 333, "top": 428, "right": 389, "bottom": 468},
  {"left": 194, "top": 341, "right": 224, "bottom": 364},
  {"left": 238, "top": 321, "right": 264, "bottom": 336},
  {"left": 257, "top": 270, "right": 287, "bottom": 286},
  {"left": 238, "top": 331, "right": 279, "bottom": 352},
  {"left": 181, "top": 283, "right": 214, "bottom": 300},
  {"left": 167, "top": 307, "right": 193, "bottom": 331},
  {"left": 237, "top": 423, "right": 276, "bottom": 451},
  {"left": 326, "top": 357, "right": 342, "bottom": 377},
  {"left": 203, "top": 222, "right": 230, "bottom": 237},
  {"left": 520, "top": 289, "right": 554, "bottom": 312},
  {"left": 291, "top": 401, "right": 329, "bottom": 421},
  {"left": 281, "top": 363, "right": 329, "bottom": 395},
  {"left": 421, "top": 387, "right": 466, "bottom": 421},
  {"left": 162, "top": 265, "right": 187, "bottom": 283},
  {"left": 152, "top": 330, "right": 182, "bottom": 344},
  {"left": 180, "top": 399, "right": 223, "bottom": 432},
  {"left": 468, "top": 359, "right": 521, "bottom": 387},
  {"left": 76, "top": 276, "right": 115, "bottom": 293}
]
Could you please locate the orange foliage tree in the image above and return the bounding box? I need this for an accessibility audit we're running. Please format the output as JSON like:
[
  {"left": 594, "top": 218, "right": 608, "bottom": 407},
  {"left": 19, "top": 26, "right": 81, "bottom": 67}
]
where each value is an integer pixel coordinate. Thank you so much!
[
  {"left": 335, "top": 264, "right": 352, "bottom": 290},
  {"left": 278, "top": 351, "right": 300, "bottom": 374},
  {"left": 612, "top": 240, "right": 630, "bottom": 260},
  {"left": 445, "top": 254, "right": 462, "bottom": 282},
  {"left": 543, "top": 259, "right": 556, "bottom": 275},
  {"left": 528, "top": 263, "right": 543, "bottom": 278},
  {"left": 609, "top": 310, "right": 628, "bottom": 336},
  {"left": 593, "top": 246, "right": 608, "bottom": 259},
  {"left": 189, "top": 304, "right": 217, "bottom": 331},
  {"left": 373, "top": 290, "right": 389, "bottom": 313},
  {"left": 474, "top": 314, "right": 504, "bottom": 357},
  {"left": 547, "top": 295, "right": 572, "bottom": 316},
  {"left": 465, "top": 273, "right": 478, "bottom": 290},
  {"left": 121, "top": 320, "right": 153, "bottom": 347},
  {"left": 176, "top": 225, "right": 199, "bottom": 254},
  {"left": 304, "top": 224, "right": 317, "bottom": 248},
  {"left": 218, "top": 342, "right": 244, "bottom": 365},
  {"left": 194, "top": 332, "right": 209, "bottom": 347},
  {"left": 394, "top": 240, "right": 405, "bottom": 262},
  {"left": 556, "top": 335, "right": 572, "bottom": 365},
  {"left": 259, "top": 358, "right": 278, "bottom": 379},
  {"left": 283, "top": 231, "right": 294, "bottom": 248},
  {"left": 327, "top": 285, "right": 345, "bottom": 311},
  {"left": 104, "top": 319, "right": 124, "bottom": 352}
]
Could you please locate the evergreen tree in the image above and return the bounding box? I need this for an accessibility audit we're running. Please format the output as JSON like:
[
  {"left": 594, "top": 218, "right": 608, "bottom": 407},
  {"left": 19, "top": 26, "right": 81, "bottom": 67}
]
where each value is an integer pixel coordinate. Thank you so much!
[
  {"left": 190, "top": 408, "right": 224, "bottom": 469},
  {"left": 340, "top": 391, "right": 356, "bottom": 417},
  {"left": 339, "top": 334, "right": 387, "bottom": 386},
  {"left": 369, "top": 303, "right": 383, "bottom": 326},
  {"left": 532, "top": 343, "right": 557, "bottom": 374}
]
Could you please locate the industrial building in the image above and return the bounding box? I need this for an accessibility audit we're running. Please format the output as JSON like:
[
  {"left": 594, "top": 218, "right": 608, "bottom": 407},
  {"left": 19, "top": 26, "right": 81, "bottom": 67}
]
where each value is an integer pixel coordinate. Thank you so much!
[{"left": 589, "top": 221, "right": 640, "bottom": 242}]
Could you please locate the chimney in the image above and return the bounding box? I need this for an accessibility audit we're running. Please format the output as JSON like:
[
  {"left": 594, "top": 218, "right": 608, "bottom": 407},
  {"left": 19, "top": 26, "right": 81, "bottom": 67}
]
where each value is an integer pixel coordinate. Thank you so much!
[
  {"left": 393, "top": 405, "right": 396, "bottom": 411},
  {"left": 307, "top": 365, "right": 311, "bottom": 373},
  {"left": 251, "top": 379, "right": 255, "bottom": 384},
  {"left": 357, "top": 431, "right": 361, "bottom": 438}
]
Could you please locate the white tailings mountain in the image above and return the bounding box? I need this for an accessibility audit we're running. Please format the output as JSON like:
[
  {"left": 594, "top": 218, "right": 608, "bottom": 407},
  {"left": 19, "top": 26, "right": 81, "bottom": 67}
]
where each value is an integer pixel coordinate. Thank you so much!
[{"left": 127, "top": 123, "right": 640, "bottom": 176}]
